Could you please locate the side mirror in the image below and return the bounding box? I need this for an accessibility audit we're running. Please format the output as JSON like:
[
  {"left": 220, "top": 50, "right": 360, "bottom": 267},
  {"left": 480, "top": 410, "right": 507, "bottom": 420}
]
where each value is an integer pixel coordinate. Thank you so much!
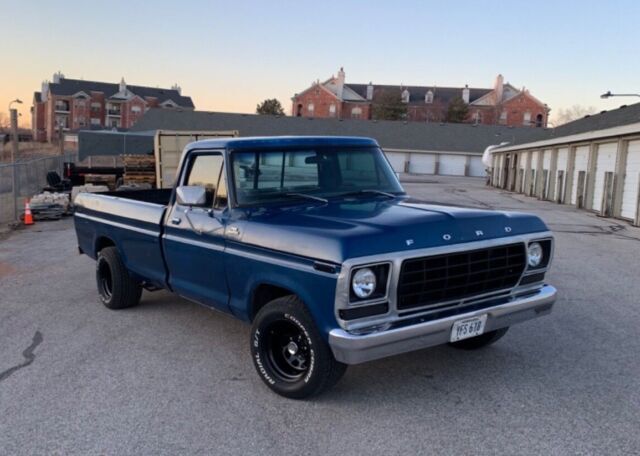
[{"left": 176, "top": 185, "right": 207, "bottom": 206}]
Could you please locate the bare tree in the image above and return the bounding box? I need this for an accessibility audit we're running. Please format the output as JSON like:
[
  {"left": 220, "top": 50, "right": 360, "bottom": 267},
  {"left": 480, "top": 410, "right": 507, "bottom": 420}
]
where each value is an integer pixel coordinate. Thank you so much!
[
  {"left": 553, "top": 105, "right": 597, "bottom": 125},
  {"left": 0, "top": 112, "right": 9, "bottom": 129}
]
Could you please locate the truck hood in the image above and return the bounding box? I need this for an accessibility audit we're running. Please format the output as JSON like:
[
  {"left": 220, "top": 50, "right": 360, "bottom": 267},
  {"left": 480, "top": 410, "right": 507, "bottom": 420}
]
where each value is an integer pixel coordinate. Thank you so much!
[{"left": 236, "top": 198, "right": 549, "bottom": 264}]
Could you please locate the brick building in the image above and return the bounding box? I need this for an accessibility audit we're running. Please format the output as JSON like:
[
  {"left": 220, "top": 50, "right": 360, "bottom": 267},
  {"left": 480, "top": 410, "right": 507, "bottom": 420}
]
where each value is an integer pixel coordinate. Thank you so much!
[
  {"left": 31, "top": 72, "right": 194, "bottom": 142},
  {"left": 292, "top": 68, "right": 549, "bottom": 127}
]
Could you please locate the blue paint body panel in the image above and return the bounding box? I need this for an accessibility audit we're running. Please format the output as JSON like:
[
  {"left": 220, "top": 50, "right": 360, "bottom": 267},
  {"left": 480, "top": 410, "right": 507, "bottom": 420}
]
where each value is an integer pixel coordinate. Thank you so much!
[{"left": 73, "top": 136, "right": 550, "bottom": 342}]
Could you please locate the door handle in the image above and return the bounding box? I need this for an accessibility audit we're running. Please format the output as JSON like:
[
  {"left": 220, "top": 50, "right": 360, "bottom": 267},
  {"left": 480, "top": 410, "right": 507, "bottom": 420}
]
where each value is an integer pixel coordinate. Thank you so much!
[{"left": 171, "top": 217, "right": 182, "bottom": 225}]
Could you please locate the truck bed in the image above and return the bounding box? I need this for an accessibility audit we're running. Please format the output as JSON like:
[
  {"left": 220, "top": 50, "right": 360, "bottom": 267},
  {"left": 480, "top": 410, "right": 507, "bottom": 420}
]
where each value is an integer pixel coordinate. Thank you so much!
[{"left": 74, "top": 189, "right": 171, "bottom": 288}]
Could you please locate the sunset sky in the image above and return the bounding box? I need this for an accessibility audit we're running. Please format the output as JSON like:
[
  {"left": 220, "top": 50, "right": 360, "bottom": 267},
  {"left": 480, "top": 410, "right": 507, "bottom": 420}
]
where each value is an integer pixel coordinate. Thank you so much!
[{"left": 2, "top": 0, "right": 639, "bottom": 128}]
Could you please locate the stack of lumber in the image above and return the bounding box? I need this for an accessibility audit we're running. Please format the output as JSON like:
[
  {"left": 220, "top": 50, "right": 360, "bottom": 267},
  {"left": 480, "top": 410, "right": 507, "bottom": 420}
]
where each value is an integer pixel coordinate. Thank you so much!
[
  {"left": 123, "top": 155, "right": 156, "bottom": 186},
  {"left": 84, "top": 174, "right": 117, "bottom": 188}
]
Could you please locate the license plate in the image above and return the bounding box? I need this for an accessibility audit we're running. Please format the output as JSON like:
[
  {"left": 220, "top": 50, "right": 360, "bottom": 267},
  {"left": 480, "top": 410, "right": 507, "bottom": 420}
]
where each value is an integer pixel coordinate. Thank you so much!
[{"left": 450, "top": 315, "right": 487, "bottom": 342}]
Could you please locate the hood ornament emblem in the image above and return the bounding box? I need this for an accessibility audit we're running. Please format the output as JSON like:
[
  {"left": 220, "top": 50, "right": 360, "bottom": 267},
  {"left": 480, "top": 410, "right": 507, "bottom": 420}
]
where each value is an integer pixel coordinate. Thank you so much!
[
  {"left": 406, "top": 239, "right": 414, "bottom": 246},
  {"left": 475, "top": 230, "right": 484, "bottom": 237},
  {"left": 505, "top": 226, "right": 512, "bottom": 233},
  {"left": 442, "top": 234, "right": 452, "bottom": 241}
]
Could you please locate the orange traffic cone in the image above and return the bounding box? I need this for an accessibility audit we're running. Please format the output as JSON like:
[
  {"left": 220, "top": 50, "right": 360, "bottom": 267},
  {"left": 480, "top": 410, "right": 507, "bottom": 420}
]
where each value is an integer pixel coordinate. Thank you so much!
[{"left": 24, "top": 199, "right": 34, "bottom": 225}]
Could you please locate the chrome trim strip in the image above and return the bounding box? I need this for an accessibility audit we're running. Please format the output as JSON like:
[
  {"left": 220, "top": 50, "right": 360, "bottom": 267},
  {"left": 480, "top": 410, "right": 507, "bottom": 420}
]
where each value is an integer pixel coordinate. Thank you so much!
[
  {"left": 75, "top": 193, "right": 165, "bottom": 224},
  {"left": 74, "top": 212, "right": 159, "bottom": 237},
  {"left": 224, "top": 245, "right": 339, "bottom": 278},
  {"left": 329, "top": 284, "right": 557, "bottom": 364},
  {"left": 334, "top": 231, "right": 554, "bottom": 331},
  {"left": 163, "top": 234, "right": 225, "bottom": 252}
]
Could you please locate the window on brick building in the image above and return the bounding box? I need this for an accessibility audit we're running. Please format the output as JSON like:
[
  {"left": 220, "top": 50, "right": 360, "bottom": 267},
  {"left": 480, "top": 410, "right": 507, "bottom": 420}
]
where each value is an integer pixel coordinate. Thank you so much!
[
  {"left": 401, "top": 89, "right": 410, "bottom": 103},
  {"left": 91, "top": 118, "right": 101, "bottom": 126},
  {"left": 351, "top": 106, "right": 362, "bottom": 119},
  {"left": 131, "top": 106, "right": 142, "bottom": 113},
  {"left": 535, "top": 113, "right": 544, "bottom": 128},
  {"left": 500, "top": 110, "right": 507, "bottom": 124},
  {"left": 473, "top": 111, "right": 482, "bottom": 124},
  {"left": 523, "top": 111, "right": 531, "bottom": 126},
  {"left": 307, "top": 103, "right": 314, "bottom": 115},
  {"left": 425, "top": 90, "right": 434, "bottom": 104},
  {"left": 91, "top": 102, "right": 101, "bottom": 113},
  {"left": 296, "top": 104, "right": 303, "bottom": 117},
  {"left": 329, "top": 104, "right": 336, "bottom": 116}
]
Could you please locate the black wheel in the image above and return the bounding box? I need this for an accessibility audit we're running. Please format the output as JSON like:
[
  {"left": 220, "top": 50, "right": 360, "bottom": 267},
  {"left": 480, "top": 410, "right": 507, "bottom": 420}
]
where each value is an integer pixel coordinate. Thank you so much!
[
  {"left": 250, "top": 295, "right": 347, "bottom": 399},
  {"left": 449, "top": 327, "right": 509, "bottom": 350},
  {"left": 96, "top": 246, "right": 142, "bottom": 310}
]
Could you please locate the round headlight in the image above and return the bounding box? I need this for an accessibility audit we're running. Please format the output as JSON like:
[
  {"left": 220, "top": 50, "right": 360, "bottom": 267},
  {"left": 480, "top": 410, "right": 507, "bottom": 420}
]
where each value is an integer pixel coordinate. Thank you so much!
[
  {"left": 352, "top": 268, "right": 377, "bottom": 299},
  {"left": 527, "top": 242, "right": 543, "bottom": 268}
]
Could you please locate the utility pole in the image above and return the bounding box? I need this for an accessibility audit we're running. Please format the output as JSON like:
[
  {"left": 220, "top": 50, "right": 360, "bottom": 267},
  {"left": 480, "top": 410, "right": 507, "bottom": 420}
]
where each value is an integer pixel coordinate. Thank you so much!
[{"left": 10, "top": 108, "right": 19, "bottom": 221}]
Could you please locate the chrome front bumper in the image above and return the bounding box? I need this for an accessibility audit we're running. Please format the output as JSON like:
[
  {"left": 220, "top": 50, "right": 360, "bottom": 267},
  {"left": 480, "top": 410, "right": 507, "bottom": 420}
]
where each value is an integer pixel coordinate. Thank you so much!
[{"left": 329, "top": 285, "right": 557, "bottom": 364}]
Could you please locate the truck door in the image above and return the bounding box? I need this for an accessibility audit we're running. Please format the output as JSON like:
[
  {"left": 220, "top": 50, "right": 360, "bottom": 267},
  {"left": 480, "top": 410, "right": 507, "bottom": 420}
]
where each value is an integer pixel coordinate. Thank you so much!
[{"left": 163, "top": 151, "right": 230, "bottom": 311}]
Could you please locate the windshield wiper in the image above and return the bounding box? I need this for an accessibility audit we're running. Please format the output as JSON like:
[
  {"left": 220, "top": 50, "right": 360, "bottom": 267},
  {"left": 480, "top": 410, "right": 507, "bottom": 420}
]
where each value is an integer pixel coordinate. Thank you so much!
[
  {"left": 285, "top": 192, "right": 329, "bottom": 203},
  {"left": 336, "top": 189, "right": 397, "bottom": 199}
]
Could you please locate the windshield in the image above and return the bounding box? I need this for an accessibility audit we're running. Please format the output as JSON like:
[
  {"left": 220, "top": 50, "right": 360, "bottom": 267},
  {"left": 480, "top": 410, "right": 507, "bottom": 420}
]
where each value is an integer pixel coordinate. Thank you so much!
[{"left": 231, "top": 146, "right": 404, "bottom": 206}]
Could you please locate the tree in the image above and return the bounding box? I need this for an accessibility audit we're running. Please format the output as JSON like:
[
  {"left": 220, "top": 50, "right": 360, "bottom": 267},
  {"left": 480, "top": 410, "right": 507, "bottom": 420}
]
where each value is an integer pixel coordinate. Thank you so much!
[
  {"left": 446, "top": 96, "right": 469, "bottom": 123},
  {"left": 256, "top": 98, "right": 285, "bottom": 116},
  {"left": 553, "top": 105, "right": 597, "bottom": 125},
  {"left": 372, "top": 90, "right": 407, "bottom": 121}
]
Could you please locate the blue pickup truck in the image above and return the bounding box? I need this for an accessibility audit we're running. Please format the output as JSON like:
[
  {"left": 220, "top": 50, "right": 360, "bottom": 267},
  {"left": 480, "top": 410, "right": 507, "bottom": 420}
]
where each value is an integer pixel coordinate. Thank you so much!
[{"left": 74, "top": 136, "right": 557, "bottom": 398}]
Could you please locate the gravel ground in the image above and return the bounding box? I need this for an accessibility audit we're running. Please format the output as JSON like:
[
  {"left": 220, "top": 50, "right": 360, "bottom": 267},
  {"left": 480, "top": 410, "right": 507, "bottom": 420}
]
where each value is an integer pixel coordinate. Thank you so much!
[{"left": 1, "top": 176, "right": 639, "bottom": 455}]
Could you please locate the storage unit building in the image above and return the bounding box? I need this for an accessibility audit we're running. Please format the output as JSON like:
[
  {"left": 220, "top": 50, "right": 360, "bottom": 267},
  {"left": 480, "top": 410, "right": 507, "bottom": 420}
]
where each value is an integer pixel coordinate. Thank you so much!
[{"left": 488, "top": 103, "right": 640, "bottom": 225}]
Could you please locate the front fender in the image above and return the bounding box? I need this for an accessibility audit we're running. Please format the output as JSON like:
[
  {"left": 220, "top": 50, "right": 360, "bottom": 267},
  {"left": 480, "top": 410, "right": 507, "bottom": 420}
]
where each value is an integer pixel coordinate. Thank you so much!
[{"left": 224, "top": 242, "right": 340, "bottom": 340}]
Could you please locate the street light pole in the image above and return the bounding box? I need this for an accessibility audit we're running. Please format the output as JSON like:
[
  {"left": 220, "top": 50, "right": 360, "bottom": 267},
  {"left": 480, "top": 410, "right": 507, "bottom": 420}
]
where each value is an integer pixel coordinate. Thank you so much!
[{"left": 8, "top": 98, "right": 23, "bottom": 222}]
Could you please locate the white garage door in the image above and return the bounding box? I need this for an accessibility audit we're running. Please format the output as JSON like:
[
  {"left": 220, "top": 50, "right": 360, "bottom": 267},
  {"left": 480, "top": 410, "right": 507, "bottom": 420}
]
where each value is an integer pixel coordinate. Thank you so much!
[
  {"left": 542, "top": 149, "right": 552, "bottom": 198},
  {"left": 410, "top": 153, "right": 436, "bottom": 174},
  {"left": 384, "top": 152, "right": 406, "bottom": 173},
  {"left": 554, "top": 147, "right": 569, "bottom": 201},
  {"left": 622, "top": 140, "right": 640, "bottom": 220},
  {"left": 518, "top": 152, "right": 528, "bottom": 192},
  {"left": 571, "top": 146, "right": 590, "bottom": 205},
  {"left": 439, "top": 154, "right": 467, "bottom": 176},
  {"left": 469, "top": 156, "right": 485, "bottom": 177},
  {"left": 530, "top": 151, "right": 539, "bottom": 194},
  {"left": 592, "top": 143, "right": 618, "bottom": 212}
]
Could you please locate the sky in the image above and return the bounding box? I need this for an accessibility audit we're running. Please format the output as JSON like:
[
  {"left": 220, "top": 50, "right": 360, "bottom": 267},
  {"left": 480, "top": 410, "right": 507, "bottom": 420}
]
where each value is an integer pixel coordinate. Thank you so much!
[{"left": 2, "top": 0, "right": 639, "bottom": 128}]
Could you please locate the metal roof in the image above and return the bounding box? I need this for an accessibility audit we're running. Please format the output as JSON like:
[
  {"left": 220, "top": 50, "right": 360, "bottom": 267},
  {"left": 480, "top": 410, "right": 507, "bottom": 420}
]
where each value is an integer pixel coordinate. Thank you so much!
[
  {"left": 496, "top": 102, "right": 640, "bottom": 150},
  {"left": 131, "top": 109, "right": 548, "bottom": 154}
]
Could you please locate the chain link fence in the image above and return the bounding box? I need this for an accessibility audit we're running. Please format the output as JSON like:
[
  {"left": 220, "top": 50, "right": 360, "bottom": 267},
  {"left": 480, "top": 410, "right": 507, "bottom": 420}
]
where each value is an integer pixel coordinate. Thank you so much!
[{"left": 0, "top": 153, "right": 77, "bottom": 225}]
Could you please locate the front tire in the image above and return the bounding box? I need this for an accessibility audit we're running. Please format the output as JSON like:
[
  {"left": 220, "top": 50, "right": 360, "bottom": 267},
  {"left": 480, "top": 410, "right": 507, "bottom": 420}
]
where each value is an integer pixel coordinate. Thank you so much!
[
  {"left": 96, "top": 246, "right": 142, "bottom": 310},
  {"left": 449, "top": 327, "right": 509, "bottom": 350},
  {"left": 250, "top": 296, "right": 347, "bottom": 399}
]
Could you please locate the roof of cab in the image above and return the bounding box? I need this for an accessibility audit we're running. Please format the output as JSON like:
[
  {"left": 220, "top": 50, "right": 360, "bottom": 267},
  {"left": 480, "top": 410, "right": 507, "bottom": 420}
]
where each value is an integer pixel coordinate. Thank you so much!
[{"left": 185, "top": 135, "right": 379, "bottom": 151}]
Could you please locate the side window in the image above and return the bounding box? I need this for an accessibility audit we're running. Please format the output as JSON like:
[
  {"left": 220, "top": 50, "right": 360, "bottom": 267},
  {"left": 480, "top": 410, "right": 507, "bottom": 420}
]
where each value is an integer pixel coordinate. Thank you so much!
[{"left": 185, "top": 154, "right": 223, "bottom": 207}]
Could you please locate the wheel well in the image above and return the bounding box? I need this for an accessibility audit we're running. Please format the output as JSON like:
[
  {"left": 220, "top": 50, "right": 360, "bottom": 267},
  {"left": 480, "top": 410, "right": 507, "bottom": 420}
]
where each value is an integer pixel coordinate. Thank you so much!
[
  {"left": 95, "top": 236, "right": 115, "bottom": 255},
  {"left": 250, "top": 284, "right": 295, "bottom": 321}
]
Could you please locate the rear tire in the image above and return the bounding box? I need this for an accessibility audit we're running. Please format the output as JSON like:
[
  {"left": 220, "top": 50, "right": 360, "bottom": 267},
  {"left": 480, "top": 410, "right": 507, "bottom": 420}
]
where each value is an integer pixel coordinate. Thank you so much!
[
  {"left": 250, "top": 295, "right": 347, "bottom": 399},
  {"left": 449, "top": 327, "right": 509, "bottom": 350},
  {"left": 96, "top": 246, "right": 142, "bottom": 310}
]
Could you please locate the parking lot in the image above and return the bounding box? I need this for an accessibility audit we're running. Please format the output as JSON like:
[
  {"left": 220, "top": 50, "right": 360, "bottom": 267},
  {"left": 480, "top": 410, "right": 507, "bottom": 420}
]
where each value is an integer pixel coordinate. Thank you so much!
[{"left": 1, "top": 176, "right": 639, "bottom": 455}]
